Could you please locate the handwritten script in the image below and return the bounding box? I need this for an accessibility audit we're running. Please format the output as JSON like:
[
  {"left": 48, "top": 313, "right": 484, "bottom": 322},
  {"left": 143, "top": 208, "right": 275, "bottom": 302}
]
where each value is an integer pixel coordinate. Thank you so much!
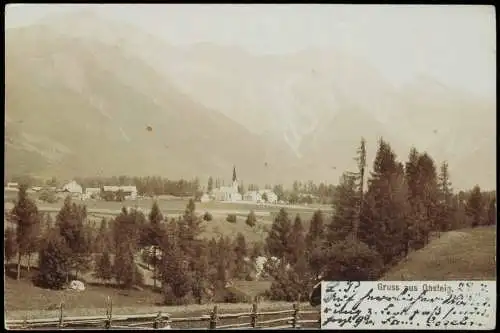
[{"left": 321, "top": 281, "right": 496, "bottom": 330}]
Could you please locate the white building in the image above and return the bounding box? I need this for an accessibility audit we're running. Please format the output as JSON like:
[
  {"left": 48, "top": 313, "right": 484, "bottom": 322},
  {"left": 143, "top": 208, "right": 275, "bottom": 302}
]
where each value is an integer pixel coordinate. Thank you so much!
[
  {"left": 102, "top": 185, "right": 138, "bottom": 200},
  {"left": 259, "top": 189, "right": 278, "bottom": 204},
  {"left": 200, "top": 193, "right": 211, "bottom": 203},
  {"left": 243, "top": 191, "right": 261, "bottom": 203},
  {"left": 120, "top": 186, "right": 138, "bottom": 200},
  {"left": 84, "top": 187, "right": 101, "bottom": 200},
  {"left": 62, "top": 180, "right": 83, "bottom": 194},
  {"left": 213, "top": 166, "right": 242, "bottom": 202},
  {"left": 5, "top": 182, "right": 19, "bottom": 192}
]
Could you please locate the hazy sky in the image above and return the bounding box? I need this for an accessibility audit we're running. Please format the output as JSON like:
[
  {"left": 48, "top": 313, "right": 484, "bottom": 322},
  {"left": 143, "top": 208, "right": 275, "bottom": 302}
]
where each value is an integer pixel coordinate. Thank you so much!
[{"left": 5, "top": 4, "right": 496, "bottom": 99}]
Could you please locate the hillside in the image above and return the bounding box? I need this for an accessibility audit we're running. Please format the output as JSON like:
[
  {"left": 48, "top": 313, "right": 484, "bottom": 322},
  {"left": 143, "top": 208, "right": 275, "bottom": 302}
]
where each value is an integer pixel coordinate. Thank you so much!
[
  {"left": 4, "top": 25, "right": 292, "bottom": 184},
  {"left": 5, "top": 10, "right": 496, "bottom": 189},
  {"left": 381, "top": 226, "right": 497, "bottom": 281}
]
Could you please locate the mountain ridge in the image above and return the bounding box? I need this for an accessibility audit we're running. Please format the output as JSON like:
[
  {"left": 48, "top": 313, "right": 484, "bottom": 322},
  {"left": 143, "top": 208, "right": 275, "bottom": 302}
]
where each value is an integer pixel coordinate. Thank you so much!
[{"left": 4, "top": 10, "right": 496, "bottom": 190}]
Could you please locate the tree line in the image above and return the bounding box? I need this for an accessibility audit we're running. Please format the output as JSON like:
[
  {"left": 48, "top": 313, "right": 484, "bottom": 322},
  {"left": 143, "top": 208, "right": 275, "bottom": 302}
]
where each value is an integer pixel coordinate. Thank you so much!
[
  {"left": 4, "top": 137, "right": 496, "bottom": 304},
  {"left": 8, "top": 175, "right": 336, "bottom": 204},
  {"left": 262, "top": 137, "right": 496, "bottom": 301}
]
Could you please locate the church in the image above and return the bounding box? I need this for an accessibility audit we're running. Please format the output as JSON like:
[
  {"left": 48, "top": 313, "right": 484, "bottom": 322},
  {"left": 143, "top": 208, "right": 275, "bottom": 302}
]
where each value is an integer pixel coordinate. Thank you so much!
[{"left": 212, "top": 166, "right": 243, "bottom": 202}]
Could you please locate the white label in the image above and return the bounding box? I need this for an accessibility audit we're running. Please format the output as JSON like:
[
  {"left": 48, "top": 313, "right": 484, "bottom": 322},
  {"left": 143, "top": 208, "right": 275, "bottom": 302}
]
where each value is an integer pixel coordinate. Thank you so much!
[{"left": 321, "top": 281, "right": 496, "bottom": 330}]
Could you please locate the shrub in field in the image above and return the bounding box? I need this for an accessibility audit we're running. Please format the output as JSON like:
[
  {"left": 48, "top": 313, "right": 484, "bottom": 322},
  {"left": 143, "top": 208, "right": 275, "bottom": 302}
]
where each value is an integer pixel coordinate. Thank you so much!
[
  {"left": 226, "top": 214, "right": 237, "bottom": 223},
  {"left": 203, "top": 212, "right": 213, "bottom": 221},
  {"left": 246, "top": 210, "right": 257, "bottom": 227}
]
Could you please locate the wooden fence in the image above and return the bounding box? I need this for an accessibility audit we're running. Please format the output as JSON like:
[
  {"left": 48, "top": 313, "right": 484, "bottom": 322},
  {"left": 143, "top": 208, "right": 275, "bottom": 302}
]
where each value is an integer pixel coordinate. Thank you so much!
[{"left": 5, "top": 297, "right": 321, "bottom": 330}]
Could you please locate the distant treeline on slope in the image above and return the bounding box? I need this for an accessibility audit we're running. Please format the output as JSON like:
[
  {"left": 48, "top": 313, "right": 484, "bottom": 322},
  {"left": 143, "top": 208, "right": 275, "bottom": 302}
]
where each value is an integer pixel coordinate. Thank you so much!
[{"left": 4, "top": 175, "right": 338, "bottom": 204}]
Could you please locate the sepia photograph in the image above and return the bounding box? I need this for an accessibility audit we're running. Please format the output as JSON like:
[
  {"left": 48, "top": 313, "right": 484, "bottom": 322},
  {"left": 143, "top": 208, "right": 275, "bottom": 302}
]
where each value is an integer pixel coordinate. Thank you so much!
[{"left": 4, "top": 4, "right": 496, "bottom": 330}]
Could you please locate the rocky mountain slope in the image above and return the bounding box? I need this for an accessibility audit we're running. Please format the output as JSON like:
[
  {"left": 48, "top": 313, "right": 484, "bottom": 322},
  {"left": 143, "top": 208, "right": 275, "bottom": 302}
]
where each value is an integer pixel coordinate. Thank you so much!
[{"left": 5, "top": 10, "right": 496, "bottom": 189}]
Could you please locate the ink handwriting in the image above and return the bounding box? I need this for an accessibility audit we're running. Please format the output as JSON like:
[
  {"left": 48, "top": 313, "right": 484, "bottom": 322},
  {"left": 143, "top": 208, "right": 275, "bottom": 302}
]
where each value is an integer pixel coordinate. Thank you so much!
[{"left": 321, "top": 281, "right": 494, "bottom": 329}]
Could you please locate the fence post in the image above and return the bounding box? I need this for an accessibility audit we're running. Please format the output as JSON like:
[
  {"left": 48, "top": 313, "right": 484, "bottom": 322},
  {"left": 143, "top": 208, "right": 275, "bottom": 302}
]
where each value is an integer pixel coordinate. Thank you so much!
[
  {"left": 105, "top": 296, "right": 113, "bottom": 329},
  {"left": 209, "top": 305, "right": 218, "bottom": 329},
  {"left": 153, "top": 311, "right": 164, "bottom": 329},
  {"left": 58, "top": 302, "right": 64, "bottom": 328},
  {"left": 292, "top": 302, "right": 300, "bottom": 328},
  {"left": 250, "top": 302, "right": 258, "bottom": 328}
]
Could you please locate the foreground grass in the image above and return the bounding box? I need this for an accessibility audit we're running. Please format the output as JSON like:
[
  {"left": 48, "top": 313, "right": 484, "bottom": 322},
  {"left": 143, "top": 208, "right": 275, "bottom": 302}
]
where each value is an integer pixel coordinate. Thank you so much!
[
  {"left": 5, "top": 276, "right": 316, "bottom": 329},
  {"left": 382, "top": 225, "right": 497, "bottom": 281}
]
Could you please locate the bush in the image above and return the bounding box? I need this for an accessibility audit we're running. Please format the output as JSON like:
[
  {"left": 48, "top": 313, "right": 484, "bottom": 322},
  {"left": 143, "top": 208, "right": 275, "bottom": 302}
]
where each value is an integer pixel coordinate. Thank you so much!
[
  {"left": 246, "top": 210, "right": 257, "bottom": 227},
  {"left": 226, "top": 214, "right": 237, "bottom": 223},
  {"left": 203, "top": 212, "right": 213, "bottom": 221},
  {"left": 322, "top": 239, "right": 384, "bottom": 281}
]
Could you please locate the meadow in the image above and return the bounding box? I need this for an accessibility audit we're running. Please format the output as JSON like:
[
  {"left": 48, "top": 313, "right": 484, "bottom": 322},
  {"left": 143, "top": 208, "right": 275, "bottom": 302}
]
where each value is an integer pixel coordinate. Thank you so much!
[{"left": 4, "top": 193, "right": 331, "bottom": 243}]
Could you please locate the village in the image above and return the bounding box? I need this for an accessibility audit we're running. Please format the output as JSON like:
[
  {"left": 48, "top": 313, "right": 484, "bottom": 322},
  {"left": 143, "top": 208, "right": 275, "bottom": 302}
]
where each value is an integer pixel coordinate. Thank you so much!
[{"left": 4, "top": 167, "right": 279, "bottom": 206}]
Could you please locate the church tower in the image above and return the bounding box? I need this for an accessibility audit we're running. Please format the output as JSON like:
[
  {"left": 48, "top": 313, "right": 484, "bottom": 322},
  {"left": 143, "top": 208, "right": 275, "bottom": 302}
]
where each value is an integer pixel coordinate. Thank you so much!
[{"left": 232, "top": 165, "right": 238, "bottom": 189}]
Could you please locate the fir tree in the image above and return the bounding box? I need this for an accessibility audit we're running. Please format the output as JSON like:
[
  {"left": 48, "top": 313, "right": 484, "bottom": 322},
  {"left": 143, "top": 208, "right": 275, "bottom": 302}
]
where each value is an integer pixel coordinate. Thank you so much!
[
  {"left": 35, "top": 231, "right": 70, "bottom": 289},
  {"left": 207, "top": 176, "right": 214, "bottom": 193},
  {"left": 327, "top": 173, "right": 359, "bottom": 243},
  {"left": 160, "top": 220, "right": 192, "bottom": 304},
  {"left": 56, "top": 196, "right": 91, "bottom": 281},
  {"left": 233, "top": 233, "right": 248, "bottom": 279},
  {"left": 437, "top": 161, "right": 454, "bottom": 232},
  {"left": 95, "top": 249, "right": 113, "bottom": 283},
  {"left": 466, "top": 185, "right": 484, "bottom": 227},
  {"left": 305, "top": 210, "right": 325, "bottom": 252},
  {"left": 289, "top": 214, "right": 306, "bottom": 265},
  {"left": 359, "top": 139, "right": 408, "bottom": 267},
  {"left": 486, "top": 196, "right": 496, "bottom": 226},
  {"left": 265, "top": 208, "right": 292, "bottom": 263},
  {"left": 4, "top": 227, "right": 17, "bottom": 264},
  {"left": 9, "top": 184, "right": 40, "bottom": 280},
  {"left": 147, "top": 201, "right": 164, "bottom": 289}
]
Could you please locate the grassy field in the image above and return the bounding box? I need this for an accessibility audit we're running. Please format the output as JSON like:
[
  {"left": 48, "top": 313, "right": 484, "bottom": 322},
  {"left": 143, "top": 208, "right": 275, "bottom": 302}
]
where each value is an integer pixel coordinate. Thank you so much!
[
  {"left": 381, "top": 225, "right": 497, "bottom": 281},
  {"left": 4, "top": 267, "right": 318, "bottom": 329},
  {"left": 5, "top": 196, "right": 330, "bottom": 243}
]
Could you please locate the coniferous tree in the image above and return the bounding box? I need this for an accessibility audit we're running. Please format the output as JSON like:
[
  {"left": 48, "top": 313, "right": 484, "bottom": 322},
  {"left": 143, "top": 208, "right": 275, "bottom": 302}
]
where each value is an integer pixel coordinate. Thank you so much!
[
  {"left": 160, "top": 219, "right": 193, "bottom": 304},
  {"left": 233, "top": 233, "right": 248, "bottom": 279},
  {"left": 4, "top": 227, "right": 17, "bottom": 264},
  {"left": 404, "top": 148, "right": 438, "bottom": 251},
  {"left": 36, "top": 231, "right": 70, "bottom": 289},
  {"left": 207, "top": 177, "right": 214, "bottom": 193},
  {"left": 95, "top": 249, "right": 113, "bottom": 284},
  {"left": 327, "top": 173, "right": 359, "bottom": 243},
  {"left": 305, "top": 210, "right": 325, "bottom": 253},
  {"left": 352, "top": 137, "right": 367, "bottom": 239},
  {"left": 486, "top": 195, "right": 496, "bottom": 226},
  {"left": 437, "top": 161, "right": 454, "bottom": 232},
  {"left": 359, "top": 139, "right": 408, "bottom": 267},
  {"left": 191, "top": 242, "right": 210, "bottom": 304},
  {"left": 147, "top": 201, "right": 164, "bottom": 289},
  {"left": 466, "top": 185, "right": 484, "bottom": 227},
  {"left": 265, "top": 208, "right": 292, "bottom": 263},
  {"left": 9, "top": 184, "right": 40, "bottom": 280},
  {"left": 111, "top": 209, "right": 144, "bottom": 288},
  {"left": 94, "top": 218, "right": 109, "bottom": 254},
  {"left": 416, "top": 153, "right": 440, "bottom": 242},
  {"left": 56, "top": 196, "right": 91, "bottom": 281},
  {"left": 289, "top": 214, "right": 306, "bottom": 265}
]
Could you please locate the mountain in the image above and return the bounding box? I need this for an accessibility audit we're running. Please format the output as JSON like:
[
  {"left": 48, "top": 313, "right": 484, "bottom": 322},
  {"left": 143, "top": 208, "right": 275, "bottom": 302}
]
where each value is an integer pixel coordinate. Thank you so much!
[
  {"left": 4, "top": 23, "right": 297, "bottom": 185},
  {"left": 5, "top": 10, "right": 496, "bottom": 189}
]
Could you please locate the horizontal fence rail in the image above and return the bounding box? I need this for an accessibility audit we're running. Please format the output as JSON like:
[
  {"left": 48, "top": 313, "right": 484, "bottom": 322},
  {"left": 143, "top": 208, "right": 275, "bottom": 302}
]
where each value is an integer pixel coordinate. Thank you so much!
[{"left": 5, "top": 297, "right": 321, "bottom": 330}]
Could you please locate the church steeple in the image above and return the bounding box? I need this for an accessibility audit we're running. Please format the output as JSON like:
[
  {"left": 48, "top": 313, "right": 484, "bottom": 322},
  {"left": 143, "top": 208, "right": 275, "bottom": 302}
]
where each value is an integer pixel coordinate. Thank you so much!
[{"left": 232, "top": 165, "right": 237, "bottom": 182}]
